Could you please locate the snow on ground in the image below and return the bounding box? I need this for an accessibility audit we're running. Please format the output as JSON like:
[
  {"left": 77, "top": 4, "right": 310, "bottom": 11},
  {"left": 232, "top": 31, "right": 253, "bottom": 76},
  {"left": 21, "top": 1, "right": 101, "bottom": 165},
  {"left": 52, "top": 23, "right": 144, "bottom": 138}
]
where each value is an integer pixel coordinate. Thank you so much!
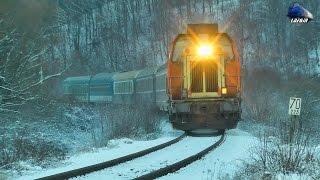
[
  {"left": 75, "top": 136, "right": 221, "bottom": 179},
  {"left": 276, "top": 173, "right": 314, "bottom": 180},
  {"left": 13, "top": 121, "right": 263, "bottom": 180},
  {"left": 160, "top": 129, "right": 259, "bottom": 180},
  {"left": 15, "top": 135, "right": 181, "bottom": 180}
]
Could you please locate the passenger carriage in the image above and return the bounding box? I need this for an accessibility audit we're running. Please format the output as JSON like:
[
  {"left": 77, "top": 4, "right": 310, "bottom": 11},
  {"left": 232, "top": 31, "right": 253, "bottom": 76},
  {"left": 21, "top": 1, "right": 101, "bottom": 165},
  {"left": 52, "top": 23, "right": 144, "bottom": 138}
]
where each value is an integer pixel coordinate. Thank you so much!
[
  {"left": 63, "top": 76, "right": 91, "bottom": 102},
  {"left": 89, "top": 73, "right": 114, "bottom": 103},
  {"left": 135, "top": 67, "right": 158, "bottom": 104},
  {"left": 112, "top": 70, "right": 141, "bottom": 104}
]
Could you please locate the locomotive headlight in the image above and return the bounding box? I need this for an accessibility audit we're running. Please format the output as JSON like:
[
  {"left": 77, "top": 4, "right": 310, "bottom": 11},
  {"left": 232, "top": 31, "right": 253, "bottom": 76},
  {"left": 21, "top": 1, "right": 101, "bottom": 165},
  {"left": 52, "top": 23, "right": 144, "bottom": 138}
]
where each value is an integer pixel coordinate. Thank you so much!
[
  {"left": 197, "top": 44, "right": 214, "bottom": 57},
  {"left": 222, "top": 87, "right": 227, "bottom": 95}
]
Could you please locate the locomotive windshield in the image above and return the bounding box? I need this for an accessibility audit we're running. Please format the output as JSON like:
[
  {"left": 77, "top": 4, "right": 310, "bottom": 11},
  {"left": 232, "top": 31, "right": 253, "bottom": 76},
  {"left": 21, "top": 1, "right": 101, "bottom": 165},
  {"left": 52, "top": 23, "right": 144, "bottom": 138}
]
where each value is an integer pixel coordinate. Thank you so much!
[
  {"left": 171, "top": 34, "right": 229, "bottom": 63},
  {"left": 171, "top": 36, "right": 192, "bottom": 62}
]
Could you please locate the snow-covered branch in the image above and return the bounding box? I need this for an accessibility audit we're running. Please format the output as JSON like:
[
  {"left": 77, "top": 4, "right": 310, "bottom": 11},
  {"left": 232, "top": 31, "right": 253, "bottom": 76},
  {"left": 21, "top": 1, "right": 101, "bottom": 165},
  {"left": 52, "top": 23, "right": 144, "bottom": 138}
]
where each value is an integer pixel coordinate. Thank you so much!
[
  {"left": 310, "top": 99, "right": 320, "bottom": 104},
  {"left": 21, "top": 64, "right": 71, "bottom": 92},
  {"left": 0, "top": 108, "right": 19, "bottom": 114},
  {"left": 0, "top": 23, "right": 71, "bottom": 114},
  {"left": 0, "top": 85, "right": 19, "bottom": 93}
]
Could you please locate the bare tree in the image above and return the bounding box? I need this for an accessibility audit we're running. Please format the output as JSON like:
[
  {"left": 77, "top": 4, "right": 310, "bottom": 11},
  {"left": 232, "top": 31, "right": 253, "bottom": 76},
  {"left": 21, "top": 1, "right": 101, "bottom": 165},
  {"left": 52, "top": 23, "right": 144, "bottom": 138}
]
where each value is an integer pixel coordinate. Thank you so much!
[{"left": 0, "top": 1, "right": 69, "bottom": 114}]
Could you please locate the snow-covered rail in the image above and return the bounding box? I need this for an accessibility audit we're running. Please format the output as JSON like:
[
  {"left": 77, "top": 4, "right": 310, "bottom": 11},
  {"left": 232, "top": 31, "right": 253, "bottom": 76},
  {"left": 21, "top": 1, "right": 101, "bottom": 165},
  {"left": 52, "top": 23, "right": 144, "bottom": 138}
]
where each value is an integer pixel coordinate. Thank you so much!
[
  {"left": 73, "top": 133, "right": 225, "bottom": 179},
  {"left": 135, "top": 133, "right": 225, "bottom": 180},
  {"left": 36, "top": 134, "right": 186, "bottom": 180}
]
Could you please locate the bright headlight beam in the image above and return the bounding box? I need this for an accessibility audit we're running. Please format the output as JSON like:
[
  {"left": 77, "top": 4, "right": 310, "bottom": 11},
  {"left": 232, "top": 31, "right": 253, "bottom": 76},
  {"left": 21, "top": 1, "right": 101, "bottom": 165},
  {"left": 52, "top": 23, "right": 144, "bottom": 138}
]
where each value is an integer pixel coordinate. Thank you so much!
[{"left": 197, "top": 45, "right": 213, "bottom": 56}]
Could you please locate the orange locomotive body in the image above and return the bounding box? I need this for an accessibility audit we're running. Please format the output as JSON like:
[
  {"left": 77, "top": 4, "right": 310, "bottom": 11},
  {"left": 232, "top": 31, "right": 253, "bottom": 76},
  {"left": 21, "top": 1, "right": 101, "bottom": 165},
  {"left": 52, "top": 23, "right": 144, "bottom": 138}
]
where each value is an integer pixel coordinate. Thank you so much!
[{"left": 167, "top": 24, "right": 241, "bottom": 131}]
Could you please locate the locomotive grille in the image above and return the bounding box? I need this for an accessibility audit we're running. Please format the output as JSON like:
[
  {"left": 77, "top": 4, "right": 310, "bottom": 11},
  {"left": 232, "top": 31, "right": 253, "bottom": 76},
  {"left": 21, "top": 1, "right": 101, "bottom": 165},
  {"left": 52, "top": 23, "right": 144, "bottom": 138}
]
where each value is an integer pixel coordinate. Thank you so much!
[
  {"left": 191, "top": 62, "right": 218, "bottom": 93},
  {"left": 191, "top": 63, "right": 203, "bottom": 92},
  {"left": 205, "top": 62, "right": 218, "bottom": 92}
]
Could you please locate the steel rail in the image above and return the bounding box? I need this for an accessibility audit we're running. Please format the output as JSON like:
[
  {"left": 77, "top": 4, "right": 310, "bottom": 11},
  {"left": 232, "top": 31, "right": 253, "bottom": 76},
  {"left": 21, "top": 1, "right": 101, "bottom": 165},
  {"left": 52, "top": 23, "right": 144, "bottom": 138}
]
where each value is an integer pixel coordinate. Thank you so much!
[
  {"left": 134, "top": 133, "right": 225, "bottom": 180},
  {"left": 36, "top": 133, "right": 186, "bottom": 180}
]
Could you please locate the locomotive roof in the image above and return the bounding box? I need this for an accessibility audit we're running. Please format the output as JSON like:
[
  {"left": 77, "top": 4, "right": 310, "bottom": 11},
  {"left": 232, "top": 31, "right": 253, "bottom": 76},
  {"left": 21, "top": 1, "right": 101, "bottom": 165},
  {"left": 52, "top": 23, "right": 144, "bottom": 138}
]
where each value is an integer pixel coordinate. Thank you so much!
[{"left": 113, "top": 70, "right": 141, "bottom": 81}]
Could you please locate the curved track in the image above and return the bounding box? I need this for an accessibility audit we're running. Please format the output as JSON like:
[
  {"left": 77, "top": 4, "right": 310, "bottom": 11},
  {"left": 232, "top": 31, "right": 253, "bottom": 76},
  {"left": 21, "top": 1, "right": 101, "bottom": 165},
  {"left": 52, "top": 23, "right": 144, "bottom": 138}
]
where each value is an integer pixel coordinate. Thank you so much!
[
  {"left": 36, "top": 134, "right": 185, "bottom": 180},
  {"left": 135, "top": 133, "right": 225, "bottom": 180},
  {"left": 75, "top": 134, "right": 225, "bottom": 179}
]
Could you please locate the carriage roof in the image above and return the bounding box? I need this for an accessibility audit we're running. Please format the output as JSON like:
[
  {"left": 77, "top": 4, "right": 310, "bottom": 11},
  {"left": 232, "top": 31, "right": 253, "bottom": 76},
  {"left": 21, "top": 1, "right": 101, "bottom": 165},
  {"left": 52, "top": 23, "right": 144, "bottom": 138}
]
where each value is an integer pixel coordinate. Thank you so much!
[
  {"left": 91, "top": 73, "right": 115, "bottom": 84},
  {"left": 113, "top": 70, "right": 141, "bottom": 81},
  {"left": 64, "top": 76, "right": 91, "bottom": 84}
]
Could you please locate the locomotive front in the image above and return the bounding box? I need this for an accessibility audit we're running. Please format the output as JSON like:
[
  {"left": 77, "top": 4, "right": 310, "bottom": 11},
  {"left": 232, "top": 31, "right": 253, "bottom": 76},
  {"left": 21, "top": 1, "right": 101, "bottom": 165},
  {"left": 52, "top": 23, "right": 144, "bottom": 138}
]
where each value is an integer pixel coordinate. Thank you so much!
[{"left": 167, "top": 24, "right": 241, "bottom": 131}]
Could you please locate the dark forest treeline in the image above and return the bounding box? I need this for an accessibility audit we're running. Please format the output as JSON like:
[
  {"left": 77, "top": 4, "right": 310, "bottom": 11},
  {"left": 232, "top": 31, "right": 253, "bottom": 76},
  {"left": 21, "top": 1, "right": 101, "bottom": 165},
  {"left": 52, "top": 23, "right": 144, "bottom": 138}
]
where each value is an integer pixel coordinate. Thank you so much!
[{"left": 0, "top": 0, "right": 319, "bottom": 122}]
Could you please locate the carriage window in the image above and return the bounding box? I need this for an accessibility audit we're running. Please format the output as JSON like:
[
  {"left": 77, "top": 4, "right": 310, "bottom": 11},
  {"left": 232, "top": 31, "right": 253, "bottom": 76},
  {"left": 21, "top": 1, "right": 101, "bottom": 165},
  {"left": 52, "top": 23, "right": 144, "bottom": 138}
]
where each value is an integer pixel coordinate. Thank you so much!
[
  {"left": 114, "top": 81, "right": 133, "bottom": 94},
  {"left": 172, "top": 38, "right": 190, "bottom": 62}
]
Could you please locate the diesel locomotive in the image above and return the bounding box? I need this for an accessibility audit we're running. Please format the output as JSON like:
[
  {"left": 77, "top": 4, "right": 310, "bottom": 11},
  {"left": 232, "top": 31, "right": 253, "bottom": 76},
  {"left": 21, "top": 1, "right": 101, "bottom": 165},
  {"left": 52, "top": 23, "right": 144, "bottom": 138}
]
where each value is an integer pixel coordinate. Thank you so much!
[{"left": 62, "top": 24, "right": 241, "bottom": 131}]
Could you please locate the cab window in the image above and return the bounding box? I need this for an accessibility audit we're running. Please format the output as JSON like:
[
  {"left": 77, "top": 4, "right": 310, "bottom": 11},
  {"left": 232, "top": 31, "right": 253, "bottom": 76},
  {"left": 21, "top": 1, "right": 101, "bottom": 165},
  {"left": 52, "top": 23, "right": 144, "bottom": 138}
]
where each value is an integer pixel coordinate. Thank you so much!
[
  {"left": 219, "top": 34, "right": 234, "bottom": 60},
  {"left": 172, "top": 37, "right": 191, "bottom": 62}
]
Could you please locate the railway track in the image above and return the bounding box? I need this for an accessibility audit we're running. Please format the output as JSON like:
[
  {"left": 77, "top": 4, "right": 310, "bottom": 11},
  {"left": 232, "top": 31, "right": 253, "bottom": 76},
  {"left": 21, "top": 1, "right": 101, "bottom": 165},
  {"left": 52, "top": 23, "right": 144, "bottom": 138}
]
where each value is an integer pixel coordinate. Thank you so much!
[
  {"left": 37, "top": 133, "right": 225, "bottom": 180},
  {"left": 135, "top": 133, "right": 225, "bottom": 180},
  {"left": 75, "top": 133, "right": 224, "bottom": 179},
  {"left": 36, "top": 134, "right": 185, "bottom": 180}
]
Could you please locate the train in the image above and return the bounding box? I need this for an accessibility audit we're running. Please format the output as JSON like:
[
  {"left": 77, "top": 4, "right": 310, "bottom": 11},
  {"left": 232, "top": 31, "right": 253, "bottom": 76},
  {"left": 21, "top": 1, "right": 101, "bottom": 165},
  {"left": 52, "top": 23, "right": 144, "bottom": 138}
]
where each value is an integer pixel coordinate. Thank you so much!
[{"left": 62, "top": 24, "right": 241, "bottom": 132}]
